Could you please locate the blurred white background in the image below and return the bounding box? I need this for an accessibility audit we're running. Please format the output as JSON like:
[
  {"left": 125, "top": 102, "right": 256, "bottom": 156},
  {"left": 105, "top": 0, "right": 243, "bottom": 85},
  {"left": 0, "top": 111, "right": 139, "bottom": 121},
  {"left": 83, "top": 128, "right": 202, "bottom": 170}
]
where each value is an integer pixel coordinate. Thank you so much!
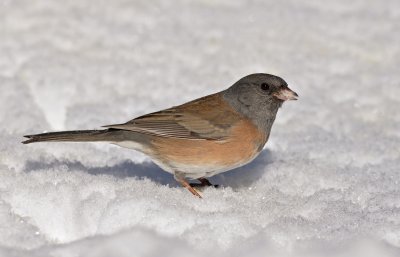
[{"left": 0, "top": 0, "right": 399, "bottom": 256}]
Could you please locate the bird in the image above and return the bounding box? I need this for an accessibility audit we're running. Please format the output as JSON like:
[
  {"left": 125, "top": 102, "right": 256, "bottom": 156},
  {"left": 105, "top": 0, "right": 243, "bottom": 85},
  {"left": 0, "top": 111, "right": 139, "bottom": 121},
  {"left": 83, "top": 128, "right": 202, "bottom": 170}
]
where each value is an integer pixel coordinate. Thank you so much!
[{"left": 22, "top": 73, "right": 298, "bottom": 198}]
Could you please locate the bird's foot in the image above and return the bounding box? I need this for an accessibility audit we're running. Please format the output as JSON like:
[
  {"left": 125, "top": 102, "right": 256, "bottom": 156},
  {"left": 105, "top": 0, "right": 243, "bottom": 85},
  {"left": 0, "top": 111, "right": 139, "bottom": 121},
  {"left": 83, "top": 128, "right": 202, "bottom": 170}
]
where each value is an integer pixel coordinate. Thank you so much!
[{"left": 190, "top": 178, "right": 219, "bottom": 188}]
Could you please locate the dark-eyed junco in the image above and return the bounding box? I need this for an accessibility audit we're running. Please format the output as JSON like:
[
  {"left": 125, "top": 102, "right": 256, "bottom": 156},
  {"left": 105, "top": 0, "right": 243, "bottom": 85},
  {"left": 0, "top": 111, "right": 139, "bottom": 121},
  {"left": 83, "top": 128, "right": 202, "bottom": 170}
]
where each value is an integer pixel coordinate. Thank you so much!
[{"left": 23, "top": 73, "right": 298, "bottom": 197}]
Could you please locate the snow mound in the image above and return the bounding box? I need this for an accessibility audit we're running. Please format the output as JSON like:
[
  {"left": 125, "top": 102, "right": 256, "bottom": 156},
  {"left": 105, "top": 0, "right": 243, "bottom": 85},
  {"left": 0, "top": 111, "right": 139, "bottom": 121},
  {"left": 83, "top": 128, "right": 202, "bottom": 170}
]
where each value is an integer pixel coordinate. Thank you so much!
[{"left": 1, "top": 0, "right": 399, "bottom": 256}]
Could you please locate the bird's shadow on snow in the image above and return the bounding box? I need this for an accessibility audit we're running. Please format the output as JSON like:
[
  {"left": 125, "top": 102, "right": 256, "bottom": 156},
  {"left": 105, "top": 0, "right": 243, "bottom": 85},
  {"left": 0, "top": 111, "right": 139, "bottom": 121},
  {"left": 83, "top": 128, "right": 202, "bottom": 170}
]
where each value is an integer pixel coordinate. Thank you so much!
[{"left": 24, "top": 149, "right": 275, "bottom": 189}]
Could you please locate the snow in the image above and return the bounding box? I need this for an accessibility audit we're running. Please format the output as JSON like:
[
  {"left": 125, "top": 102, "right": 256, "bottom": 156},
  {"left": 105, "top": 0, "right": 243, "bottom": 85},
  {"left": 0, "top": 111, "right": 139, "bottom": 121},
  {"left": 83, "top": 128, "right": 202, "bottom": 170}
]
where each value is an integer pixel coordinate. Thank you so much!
[{"left": 1, "top": 0, "right": 400, "bottom": 256}]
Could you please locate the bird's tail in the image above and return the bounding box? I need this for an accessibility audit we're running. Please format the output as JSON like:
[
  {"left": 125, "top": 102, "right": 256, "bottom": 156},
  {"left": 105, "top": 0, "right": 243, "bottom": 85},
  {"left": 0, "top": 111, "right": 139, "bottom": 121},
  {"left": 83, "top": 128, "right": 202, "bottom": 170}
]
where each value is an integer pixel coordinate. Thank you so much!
[{"left": 22, "top": 129, "right": 115, "bottom": 144}]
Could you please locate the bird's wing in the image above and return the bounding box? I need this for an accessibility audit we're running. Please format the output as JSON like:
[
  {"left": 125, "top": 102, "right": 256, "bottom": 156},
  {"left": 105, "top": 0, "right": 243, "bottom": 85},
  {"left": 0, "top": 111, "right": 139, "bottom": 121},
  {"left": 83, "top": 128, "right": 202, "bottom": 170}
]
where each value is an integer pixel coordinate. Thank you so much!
[{"left": 103, "top": 93, "right": 241, "bottom": 140}]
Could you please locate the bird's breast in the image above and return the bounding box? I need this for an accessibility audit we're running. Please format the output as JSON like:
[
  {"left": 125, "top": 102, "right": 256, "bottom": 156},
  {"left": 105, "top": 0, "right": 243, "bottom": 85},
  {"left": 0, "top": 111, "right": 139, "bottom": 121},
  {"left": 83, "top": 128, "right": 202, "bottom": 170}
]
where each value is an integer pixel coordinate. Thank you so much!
[{"left": 149, "top": 119, "right": 268, "bottom": 175}]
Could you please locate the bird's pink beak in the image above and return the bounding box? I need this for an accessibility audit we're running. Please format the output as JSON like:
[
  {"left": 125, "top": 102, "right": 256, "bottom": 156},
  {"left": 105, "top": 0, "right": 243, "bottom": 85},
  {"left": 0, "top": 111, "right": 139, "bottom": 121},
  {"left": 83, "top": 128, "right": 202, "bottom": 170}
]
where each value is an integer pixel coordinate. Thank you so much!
[{"left": 273, "top": 86, "right": 298, "bottom": 101}]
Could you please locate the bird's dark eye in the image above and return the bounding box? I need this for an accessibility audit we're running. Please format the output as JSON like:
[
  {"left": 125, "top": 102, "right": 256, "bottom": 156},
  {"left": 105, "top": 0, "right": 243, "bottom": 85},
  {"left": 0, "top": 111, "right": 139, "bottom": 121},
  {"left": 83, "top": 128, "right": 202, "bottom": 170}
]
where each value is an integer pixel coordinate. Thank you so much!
[{"left": 261, "top": 83, "right": 270, "bottom": 91}]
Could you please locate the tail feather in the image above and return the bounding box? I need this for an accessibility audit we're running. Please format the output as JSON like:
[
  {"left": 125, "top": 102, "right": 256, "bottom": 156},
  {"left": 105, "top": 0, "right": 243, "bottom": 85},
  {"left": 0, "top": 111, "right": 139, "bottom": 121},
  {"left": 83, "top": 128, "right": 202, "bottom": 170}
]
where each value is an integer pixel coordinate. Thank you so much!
[{"left": 22, "top": 129, "right": 113, "bottom": 144}]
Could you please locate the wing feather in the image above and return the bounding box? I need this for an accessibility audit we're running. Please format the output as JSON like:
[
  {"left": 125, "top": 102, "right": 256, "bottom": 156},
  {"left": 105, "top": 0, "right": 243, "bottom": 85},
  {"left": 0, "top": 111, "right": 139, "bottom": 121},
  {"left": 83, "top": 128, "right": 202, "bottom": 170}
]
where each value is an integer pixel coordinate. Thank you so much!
[{"left": 103, "top": 93, "right": 241, "bottom": 140}]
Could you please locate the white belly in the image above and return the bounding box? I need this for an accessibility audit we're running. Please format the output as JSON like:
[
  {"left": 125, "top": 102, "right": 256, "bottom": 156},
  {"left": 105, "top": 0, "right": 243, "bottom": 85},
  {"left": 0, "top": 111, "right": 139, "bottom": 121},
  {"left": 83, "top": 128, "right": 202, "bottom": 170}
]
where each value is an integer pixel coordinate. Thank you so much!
[{"left": 112, "top": 141, "right": 149, "bottom": 153}]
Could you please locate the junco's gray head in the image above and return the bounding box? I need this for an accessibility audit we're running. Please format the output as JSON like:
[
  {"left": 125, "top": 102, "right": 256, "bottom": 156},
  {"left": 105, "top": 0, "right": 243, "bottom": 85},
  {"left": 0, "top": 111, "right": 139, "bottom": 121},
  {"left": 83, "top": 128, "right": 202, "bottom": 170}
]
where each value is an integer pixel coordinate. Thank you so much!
[{"left": 222, "top": 73, "right": 298, "bottom": 132}]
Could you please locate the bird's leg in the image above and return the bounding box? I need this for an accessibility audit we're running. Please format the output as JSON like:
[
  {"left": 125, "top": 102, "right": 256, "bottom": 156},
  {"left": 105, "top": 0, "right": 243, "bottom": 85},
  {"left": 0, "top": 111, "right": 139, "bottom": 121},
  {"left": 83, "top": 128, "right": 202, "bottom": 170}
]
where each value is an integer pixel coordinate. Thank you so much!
[
  {"left": 174, "top": 172, "right": 202, "bottom": 198},
  {"left": 179, "top": 179, "right": 202, "bottom": 198}
]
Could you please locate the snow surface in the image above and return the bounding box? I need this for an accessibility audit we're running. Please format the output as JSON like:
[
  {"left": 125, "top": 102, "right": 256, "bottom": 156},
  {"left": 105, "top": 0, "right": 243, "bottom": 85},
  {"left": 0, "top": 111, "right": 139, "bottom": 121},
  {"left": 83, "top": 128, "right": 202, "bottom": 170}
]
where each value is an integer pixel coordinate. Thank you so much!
[{"left": 1, "top": 0, "right": 400, "bottom": 256}]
